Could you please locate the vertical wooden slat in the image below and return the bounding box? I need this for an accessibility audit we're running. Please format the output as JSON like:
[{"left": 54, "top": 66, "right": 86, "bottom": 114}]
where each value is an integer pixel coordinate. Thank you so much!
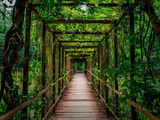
[
  {"left": 98, "top": 45, "right": 100, "bottom": 92},
  {"left": 58, "top": 44, "right": 61, "bottom": 94},
  {"left": 129, "top": 9, "right": 137, "bottom": 120},
  {"left": 22, "top": 6, "right": 31, "bottom": 119},
  {"left": 62, "top": 47, "right": 64, "bottom": 88},
  {"left": 52, "top": 33, "right": 56, "bottom": 112},
  {"left": 42, "top": 24, "right": 46, "bottom": 118},
  {"left": 105, "top": 36, "right": 110, "bottom": 107},
  {"left": 55, "top": 37, "right": 59, "bottom": 99},
  {"left": 114, "top": 26, "right": 119, "bottom": 116}
]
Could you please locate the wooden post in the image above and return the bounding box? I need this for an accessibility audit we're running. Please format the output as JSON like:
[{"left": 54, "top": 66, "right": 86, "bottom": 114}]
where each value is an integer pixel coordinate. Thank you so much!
[
  {"left": 62, "top": 47, "right": 64, "bottom": 88},
  {"left": 63, "top": 47, "right": 66, "bottom": 85},
  {"left": 98, "top": 45, "right": 100, "bottom": 92},
  {"left": 105, "top": 36, "right": 110, "bottom": 106},
  {"left": 114, "top": 26, "right": 119, "bottom": 116},
  {"left": 42, "top": 24, "right": 46, "bottom": 118},
  {"left": 58, "top": 44, "right": 61, "bottom": 94},
  {"left": 52, "top": 33, "right": 56, "bottom": 111},
  {"left": 55, "top": 36, "right": 59, "bottom": 99},
  {"left": 88, "top": 61, "right": 92, "bottom": 81},
  {"left": 129, "top": 9, "right": 137, "bottom": 120},
  {"left": 22, "top": 6, "right": 31, "bottom": 119},
  {"left": 66, "top": 57, "right": 70, "bottom": 81}
]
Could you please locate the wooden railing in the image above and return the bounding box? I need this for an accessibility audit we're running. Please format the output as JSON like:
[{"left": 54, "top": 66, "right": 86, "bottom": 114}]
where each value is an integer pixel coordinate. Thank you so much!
[
  {"left": 85, "top": 70, "right": 160, "bottom": 120},
  {"left": 0, "top": 70, "right": 73, "bottom": 120}
]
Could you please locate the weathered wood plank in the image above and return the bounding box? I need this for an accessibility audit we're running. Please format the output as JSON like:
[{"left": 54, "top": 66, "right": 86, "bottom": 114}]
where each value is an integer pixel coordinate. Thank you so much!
[{"left": 49, "top": 73, "right": 111, "bottom": 120}]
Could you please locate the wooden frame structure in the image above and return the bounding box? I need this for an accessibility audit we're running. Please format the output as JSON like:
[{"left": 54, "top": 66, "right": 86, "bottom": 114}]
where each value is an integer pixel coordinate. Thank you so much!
[{"left": 1, "top": 0, "right": 160, "bottom": 120}]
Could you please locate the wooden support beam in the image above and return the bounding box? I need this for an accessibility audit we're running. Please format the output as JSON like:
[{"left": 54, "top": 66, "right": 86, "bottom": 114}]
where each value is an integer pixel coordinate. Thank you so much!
[
  {"left": 104, "top": 36, "right": 110, "bottom": 105},
  {"left": 114, "top": 26, "right": 119, "bottom": 116},
  {"left": 25, "top": 2, "right": 53, "bottom": 33},
  {"left": 42, "top": 24, "right": 46, "bottom": 118},
  {"left": 64, "top": 46, "right": 98, "bottom": 49},
  {"left": 98, "top": 45, "right": 101, "bottom": 93},
  {"left": 129, "top": 7, "right": 137, "bottom": 120},
  {"left": 58, "top": 44, "right": 61, "bottom": 95},
  {"left": 32, "top": 3, "right": 118, "bottom": 7},
  {"left": 52, "top": 33, "right": 56, "bottom": 112},
  {"left": 66, "top": 51, "right": 94, "bottom": 53},
  {"left": 59, "top": 40, "right": 100, "bottom": 43},
  {"left": 142, "top": 1, "right": 160, "bottom": 44},
  {"left": 62, "top": 47, "right": 65, "bottom": 87},
  {"left": 22, "top": 6, "right": 31, "bottom": 119},
  {"left": 71, "top": 58, "right": 86, "bottom": 62},
  {"left": 54, "top": 32, "right": 104, "bottom": 34},
  {"left": 99, "top": 0, "right": 139, "bottom": 43},
  {"left": 70, "top": 54, "right": 90, "bottom": 57},
  {"left": 46, "top": 20, "right": 117, "bottom": 24}
]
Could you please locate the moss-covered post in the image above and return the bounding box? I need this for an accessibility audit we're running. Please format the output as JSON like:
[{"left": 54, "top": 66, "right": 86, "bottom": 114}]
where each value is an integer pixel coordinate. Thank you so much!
[
  {"left": 87, "top": 61, "right": 92, "bottom": 81},
  {"left": 129, "top": 8, "right": 137, "bottom": 120},
  {"left": 42, "top": 24, "right": 46, "bottom": 118},
  {"left": 62, "top": 47, "right": 64, "bottom": 88},
  {"left": 74, "top": 62, "right": 77, "bottom": 73},
  {"left": 97, "top": 45, "right": 100, "bottom": 92},
  {"left": 58, "top": 43, "right": 61, "bottom": 93},
  {"left": 66, "top": 56, "right": 70, "bottom": 81},
  {"left": 114, "top": 26, "right": 119, "bottom": 116},
  {"left": 105, "top": 36, "right": 110, "bottom": 104},
  {"left": 52, "top": 33, "right": 56, "bottom": 111},
  {"left": 55, "top": 37, "right": 59, "bottom": 98},
  {"left": 22, "top": 6, "right": 31, "bottom": 119},
  {"left": 101, "top": 44, "right": 107, "bottom": 102},
  {"left": 63, "top": 49, "right": 66, "bottom": 86}
]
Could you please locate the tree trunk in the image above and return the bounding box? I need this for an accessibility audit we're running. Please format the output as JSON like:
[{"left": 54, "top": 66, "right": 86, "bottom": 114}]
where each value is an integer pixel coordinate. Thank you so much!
[
  {"left": 0, "top": 0, "right": 26, "bottom": 112},
  {"left": 142, "top": 1, "right": 160, "bottom": 44}
]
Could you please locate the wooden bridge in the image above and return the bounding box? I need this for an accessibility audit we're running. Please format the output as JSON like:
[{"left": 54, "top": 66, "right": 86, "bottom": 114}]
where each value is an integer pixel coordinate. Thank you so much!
[
  {"left": 0, "top": 0, "right": 160, "bottom": 120},
  {"left": 49, "top": 72, "right": 110, "bottom": 120}
]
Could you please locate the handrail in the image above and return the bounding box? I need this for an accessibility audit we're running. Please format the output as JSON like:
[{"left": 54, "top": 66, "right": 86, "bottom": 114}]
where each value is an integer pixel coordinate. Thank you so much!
[
  {"left": 86, "top": 70, "right": 160, "bottom": 120},
  {"left": 42, "top": 73, "right": 73, "bottom": 120},
  {"left": 0, "top": 70, "right": 73, "bottom": 120},
  {"left": 89, "top": 81, "right": 119, "bottom": 120}
]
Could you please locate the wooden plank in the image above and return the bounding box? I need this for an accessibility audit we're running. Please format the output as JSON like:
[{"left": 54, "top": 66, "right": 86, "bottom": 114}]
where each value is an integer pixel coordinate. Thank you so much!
[
  {"left": 49, "top": 73, "right": 110, "bottom": 120},
  {"left": 55, "top": 106, "right": 103, "bottom": 113},
  {"left": 49, "top": 118, "right": 109, "bottom": 120},
  {"left": 54, "top": 113, "right": 106, "bottom": 118}
]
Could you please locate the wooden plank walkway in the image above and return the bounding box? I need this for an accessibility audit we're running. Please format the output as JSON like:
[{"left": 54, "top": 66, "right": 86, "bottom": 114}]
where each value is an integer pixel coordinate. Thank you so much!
[{"left": 49, "top": 72, "right": 112, "bottom": 120}]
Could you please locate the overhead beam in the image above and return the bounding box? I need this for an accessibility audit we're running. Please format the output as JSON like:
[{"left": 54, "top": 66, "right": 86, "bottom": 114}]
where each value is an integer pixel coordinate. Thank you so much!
[
  {"left": 54, "top": 32, "right": 104, "bottom": 34},
  {"left": 25, "top": 2, "right": 53, "bottom": 33},
  {"left": 46, "top": 20, "right": 117, "bottom": 24},
  {"left": 100, "top": 0, "right": 139, "bottom": 43},
  {"left": 64, "top": 46, "right": 98, "bottom": 49},
  {"left": 59, "top": 40, "right": 100, "bottom": 43},
  {"left": 71, "top": 58, "right": 86, "bottom": 62},
  {"left": 66, "top": 51, "right": 94, "bottom": 53},
  {"left": 67, "top": 53, "right": 93, "bottom": 56},
  {"left": 31, "top": 3, "right": 118, "bottom": 7}
]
